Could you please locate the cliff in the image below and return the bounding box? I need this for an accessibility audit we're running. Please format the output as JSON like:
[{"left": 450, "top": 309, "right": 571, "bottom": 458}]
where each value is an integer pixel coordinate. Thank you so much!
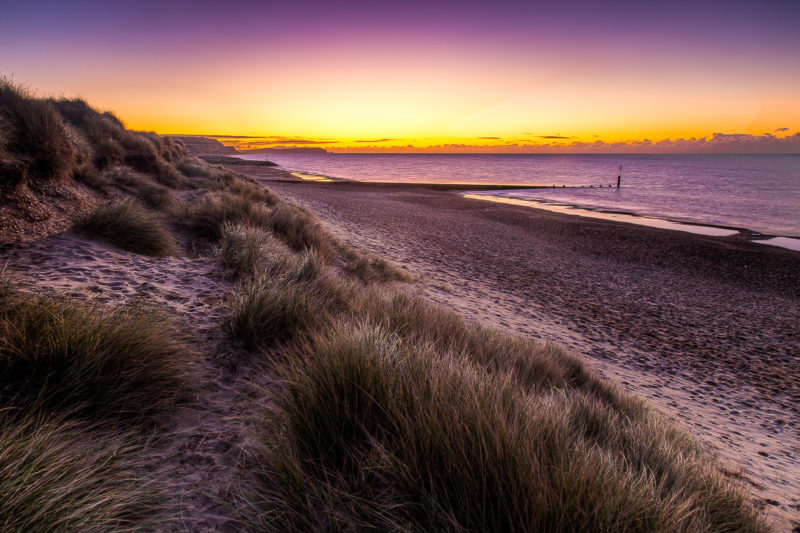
[{"left": 169, "top": 136, "right": 237, "bottom": 155}]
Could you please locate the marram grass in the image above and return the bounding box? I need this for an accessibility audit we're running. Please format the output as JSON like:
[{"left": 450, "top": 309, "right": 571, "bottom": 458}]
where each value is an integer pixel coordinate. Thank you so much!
[
  {"left": 0, "top": 415, "right": 163, "bottom": 532},
  {"left": 242, "top": 319, "right": 767, "bottom": 532},
  {"left": 74, "top": 200, "right": 177, "bottom": 256},
  {"left": 0, "top": 283, "right": 196, "bottom": 423}
]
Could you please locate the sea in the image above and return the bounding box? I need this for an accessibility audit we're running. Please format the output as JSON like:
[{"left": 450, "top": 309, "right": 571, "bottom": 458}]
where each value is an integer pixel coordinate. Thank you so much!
[{"left": 237, "top": 153, "right": 800, "bottom": 241}]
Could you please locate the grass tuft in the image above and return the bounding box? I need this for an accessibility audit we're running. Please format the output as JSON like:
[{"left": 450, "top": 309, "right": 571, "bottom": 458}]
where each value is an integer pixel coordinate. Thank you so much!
[
  {"left": 177, "top": 157, "right": 213, "bottom": 178},
  {"left": 75, "top": 200, "right": 177, "bottom": 256},
  {"left": 182, "top": 191, "right": 267, "bottom": 240},
  {"left": 181, "top": 184, "right": 333, "bottom": 263},
  {"left": 0, "top": 415, "right": 162, "bottom": 531},
  {"left": 218, "top": 222, "right": 291, "bottom": 277},
  {"left": 0, "top": 283, "right": 196, "bottom": 423},
  {"left": 343, "top": 247, "right": 410, "bottom": 283},
  {"left": 358, "top": 290, "right": 624, "bottom": 406},
  {"left": 135, "top": 181, "right": 173, "bottom": 210},
  {"left": 244, "top": 320, "right": 767, "bottom": 532},
  {"left": 0, "top": 79, "right": 75, "bottom": 183},
  {"left": 263, "top": 202, "right": 333, "bottom": 257},
  {"left": 224, "top": 272, "right": 325, "bottom": 350},
  {"left": 224, "top": 250, "right": 347, "bottom": 350},
  {"left": 71, "top": 162, "right": 107, "bottom": 192}
]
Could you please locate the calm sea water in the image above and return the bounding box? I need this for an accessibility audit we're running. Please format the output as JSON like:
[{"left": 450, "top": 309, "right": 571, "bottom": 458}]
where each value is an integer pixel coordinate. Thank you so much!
[{"left": 241, "top": 153, "right": 800, "bottom": 237}]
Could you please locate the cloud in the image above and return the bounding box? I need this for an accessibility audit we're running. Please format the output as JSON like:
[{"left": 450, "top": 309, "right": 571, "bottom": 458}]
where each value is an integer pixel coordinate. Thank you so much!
[
  {"left": 522, "top": 133, "right": 570, "bottom": 139},
  {"left": 354, "top": 138, "right": 398, "bottom": 143},
  {"left": 332, "top": 131, "right": 800, "bottom": 154},
  {"left": 477, "top": 136, "right": 500, "bottom": 139},
  {"left": 211, "top": 135, "right": 341, "bottom": 151},
  {"left": 207, "top": 134, "right": 282, "bottom": 139},
  {"left": 561, "top": 132, "right": 800, "bottom": 154},
  {"left": 775, "top": 127, "right": 789, "bottom": 132},
  {"left": 208, "top": 135, "right": 338, "bottom": 145},
  {"left": 269, "top": 139, "right": 338, "bottom": 144}
]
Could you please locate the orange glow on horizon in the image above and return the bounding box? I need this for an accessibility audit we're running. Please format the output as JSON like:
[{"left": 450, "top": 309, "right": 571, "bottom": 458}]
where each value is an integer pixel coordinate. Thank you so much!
[
  {"left": 107, "top": 65, "right": 800, "bottom": 153},
  {"left": 4, "top": 1, "right": 799, "bottom": 154},
  {"left": 22, "top": 29, "right": 798, "bottom": 154}
]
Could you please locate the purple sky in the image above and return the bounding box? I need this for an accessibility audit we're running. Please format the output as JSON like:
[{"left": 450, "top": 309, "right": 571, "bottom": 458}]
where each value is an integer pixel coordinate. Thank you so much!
[{"left": 2, "top": 0, "right": 799, "bottom": 151}]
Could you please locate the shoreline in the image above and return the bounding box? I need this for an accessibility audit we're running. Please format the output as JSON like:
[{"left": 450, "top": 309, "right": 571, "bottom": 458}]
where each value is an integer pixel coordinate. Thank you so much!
[
  {"left": 1, "top": 84, "right": 786, "bottom": 530},
  {"left": 223, "top": 156, "right": 800, "bottom": 247},
  {"left": 464, "top": 193, "right": 800, "bottom": 251},
  {"left": 235, "top": 173, "right": 800, "bottom": 530}
]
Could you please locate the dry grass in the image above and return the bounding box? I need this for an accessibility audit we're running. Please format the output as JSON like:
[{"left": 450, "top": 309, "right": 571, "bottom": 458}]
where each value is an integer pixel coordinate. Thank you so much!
[
  {"left": 342, "top": 247, "right": 411, "bottom": 283},
  {"left": 177, "top": 156, "right": 214, "bottom": 179},
  {"left": 182, "top": 190, "right": 270, "bottom": 240},
  {"left": 52, "top": 96, "right": 188, "bottom": 188},
  {"left": 0, "top": 114, "right": 8, "bottom": 157},
  {"left": 218, "top": 222, "right": 291, "bottom": 277},
  {"left": 177, "top": 156, "right": 280, "bottom": 202},
  {"left": 357, "top": 290, "right": 622, "bottom": 405},
  {"left": 225, "top": 274, "right": 321, "bottom": 350},
  {"left": 119, "top": 131, "right": 187, "bottom": 189},
  {"left": 0, "top": 82, "right": 194, "bottom": 207},
  {"left": 223, "top": 249, "right": 339, "bottom": 350},
  {"left": 0, "top": 415, "right": 162, "bottom": 531},
  {"left": 71, "top": 162, "right": 108, "bottom": 192},
  {"left": 136, "top": 181, "right": 174, "bottom": 210},
  {"left": 218, "top": 229, "right": 765, "bottom": 531},
  {"left": 0, "top": 79, "right": 75, "bottom": 184},
  {"left": 264, "top": 202, "right": 334, "bottom": 258},
  {"left": 106, "top": 167, "right": 174, "bottom": 210},
  {"left": 75, "top": 200, "right": 177, "bottom": 256},
  {"left": 182, "top": 190, "right": 335, "bottom": 260},
  {"left": 0, "top": 283, "right": 196, "bottom": 423},
  {"left": 243, "top": 319, "right": 767, "bottom": 532}
]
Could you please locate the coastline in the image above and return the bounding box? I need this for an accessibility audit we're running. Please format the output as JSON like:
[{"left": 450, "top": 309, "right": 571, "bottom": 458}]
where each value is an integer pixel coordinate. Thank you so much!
[
  {"left": 229, "top": 156, "right": 800, "bottom": 249},
  {"left": 463, "top": 193, "right": 800, "bottom": 251},
  {"left": 1, "top": 83, "right": 787, "bottom": 529},
  {"left": 232, "top": 168, "right": 800, "bottom": 530}
]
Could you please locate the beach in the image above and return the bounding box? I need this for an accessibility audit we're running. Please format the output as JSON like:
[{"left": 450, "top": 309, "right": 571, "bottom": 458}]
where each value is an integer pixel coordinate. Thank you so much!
[
  {"left": 5, "top": 0, "right": 798, "bottom": 525},
  {"left": 242, "top": 170, "right": 800, "bottom": 529},
  {"left": 0, "top": 136, "right": 794, "bottom": 528}
]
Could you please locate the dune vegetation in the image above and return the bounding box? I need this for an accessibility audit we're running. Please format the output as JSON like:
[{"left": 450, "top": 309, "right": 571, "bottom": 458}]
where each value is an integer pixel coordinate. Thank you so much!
[
  {"left": 0, "top": 79, "right": 769, "bottom": 531},
  {"left": 0, "top": 415, "right": 164, "bottom": 532},
  {"left": 228, "top": 241, "right": 766, "bottom": 532},
  {"left": 0, "top": 280, "right": 196, "bottom": 422},
  {"left": 75, "top": 200, "right": 177, "bottom": 256}
]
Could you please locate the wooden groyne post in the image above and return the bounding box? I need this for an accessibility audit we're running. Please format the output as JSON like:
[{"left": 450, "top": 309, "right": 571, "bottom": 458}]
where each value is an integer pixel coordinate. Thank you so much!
[{"left": 617, "top": 165, "right": 622, "bottom": 188}]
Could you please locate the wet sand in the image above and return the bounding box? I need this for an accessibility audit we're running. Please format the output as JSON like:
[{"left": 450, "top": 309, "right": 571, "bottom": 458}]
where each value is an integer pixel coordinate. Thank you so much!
[{"left": 260, "top": 179, "right": 800, "bottom": 531}]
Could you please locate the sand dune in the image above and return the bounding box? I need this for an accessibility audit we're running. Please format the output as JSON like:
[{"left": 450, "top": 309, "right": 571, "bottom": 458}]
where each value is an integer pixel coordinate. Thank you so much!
[{"left": 262, "top": 179, "right": 800, "bottom": 531}]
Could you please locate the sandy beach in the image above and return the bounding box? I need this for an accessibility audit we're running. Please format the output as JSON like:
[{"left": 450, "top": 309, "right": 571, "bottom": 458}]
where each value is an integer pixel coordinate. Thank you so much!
[
  {"left": 1, "top": 150, "right": 795, "bottom": 529},
  {"left": 244, "top": 174, "right": 800, "bottom": 530},
  {"left": 5, "top": 0, "right": 799, "bottom": 523}
]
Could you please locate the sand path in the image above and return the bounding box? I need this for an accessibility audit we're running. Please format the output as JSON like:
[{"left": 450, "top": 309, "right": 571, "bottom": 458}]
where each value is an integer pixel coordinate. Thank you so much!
[{"left": 264, "top": 180, "right": 800, "bottom": 532}]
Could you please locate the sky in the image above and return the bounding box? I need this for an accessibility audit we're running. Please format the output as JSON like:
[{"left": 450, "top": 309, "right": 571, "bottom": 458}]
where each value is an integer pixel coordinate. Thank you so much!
[{"left": 2, "top": 0, "right": 800, "bottom": 152}]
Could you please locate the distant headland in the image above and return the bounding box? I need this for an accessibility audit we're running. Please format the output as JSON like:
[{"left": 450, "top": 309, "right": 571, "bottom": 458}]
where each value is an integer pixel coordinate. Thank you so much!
[{"left": 168, "top": 136, "right": 328, "bottom": 156}]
